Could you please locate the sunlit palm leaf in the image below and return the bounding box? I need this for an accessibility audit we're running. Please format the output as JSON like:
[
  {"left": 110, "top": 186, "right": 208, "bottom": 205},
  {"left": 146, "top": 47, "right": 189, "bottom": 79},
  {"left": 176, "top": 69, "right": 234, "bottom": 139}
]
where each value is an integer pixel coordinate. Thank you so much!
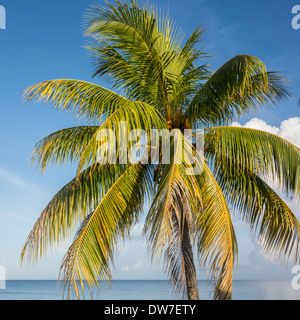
[
  {"left": 60, "top": 163, "right": 153, "bottom": 299},
  {"left": 23, "top": 79, "right": 130, "bottom": 123},
  {"left": 85, "top": 0, "right": 204, "bottom": 116},
  {"left": 32, "top": 126, "right": 99, "bottom": 173},
  {"left": 85, "top": 0, "right": 172, "bottom": 109},
  {"left": 76, "top": 100, "right": 167, "bottom": 174},
  {"left": 205, "top": 126, "right": 300, "bottom": 197},
  {"left": 196, "top": 163, "right": 237, "bottom": 300},
  {"left": 186, "top": 55, "right": 290, "bottom": 125},
  {"left": 20, "top": 163, "right": 126, "bottom": 266},
  {"left": 213, "top": 154, "right": 300, "bottom": 265}
]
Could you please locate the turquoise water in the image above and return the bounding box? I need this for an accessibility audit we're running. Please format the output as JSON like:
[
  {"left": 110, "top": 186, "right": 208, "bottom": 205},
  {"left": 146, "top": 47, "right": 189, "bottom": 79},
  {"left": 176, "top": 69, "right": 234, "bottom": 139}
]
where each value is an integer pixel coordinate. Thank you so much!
[{"left": 0, "top": 280, "right": 299, "bottom": 300}]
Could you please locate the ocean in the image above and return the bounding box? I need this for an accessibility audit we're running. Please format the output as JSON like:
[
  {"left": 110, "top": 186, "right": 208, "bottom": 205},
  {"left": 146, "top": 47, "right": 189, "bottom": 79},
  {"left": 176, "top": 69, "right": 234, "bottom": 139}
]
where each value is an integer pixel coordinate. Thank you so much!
[{"left": 0, "top": 280, "right": 299, "bottom": 300}]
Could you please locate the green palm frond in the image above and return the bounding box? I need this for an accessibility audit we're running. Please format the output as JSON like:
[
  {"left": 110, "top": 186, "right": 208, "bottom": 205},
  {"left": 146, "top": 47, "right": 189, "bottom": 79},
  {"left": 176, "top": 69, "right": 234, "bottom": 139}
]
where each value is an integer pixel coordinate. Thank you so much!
[
  {"left": 23, "top": 79, "right": 130, "bottom": 123},
  {"left": 145, "top": 162, "right": 201, "bottom": 259},
  {"left": 76, "top": 100, "right": 167, "bottom": 174},
  {"left": 85, "top": 0, "right": 206, "bottom": 117},
  {"left": 60, "top": 162, "right": 153, "bottom": 299},
  {"left": 32, "top": 126, "right": 99, "bottom": 173},
  {"left": 186, "top": 55, "right": 291, "bottom": 125},
  {"left": 168, "top": 26, "right": 209, "bottom": 114},
  {"left": 213, "top": 154, "right": 300, "bottom": 265},
  {"left": 24, "top": 78, "right": 168, "bottom": 175},
  {"left": 205, "top": 126, "right": 300, "bottom": 197},
  {"left": 196, "top": 163, "right": 237, "bottom": 300},
  {"left": 85, "top": 0, "right": 173, "bottom": 108},
  {"left": 20, "top": 163, "right": 126, "bottom": 266}
]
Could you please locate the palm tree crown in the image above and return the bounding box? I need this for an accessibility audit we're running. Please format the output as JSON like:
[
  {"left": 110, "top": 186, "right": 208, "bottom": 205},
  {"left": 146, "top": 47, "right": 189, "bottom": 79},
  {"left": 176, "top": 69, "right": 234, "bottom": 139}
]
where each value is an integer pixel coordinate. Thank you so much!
[{"left": 20, "top": 0, "right": 300, "bottom": 300}]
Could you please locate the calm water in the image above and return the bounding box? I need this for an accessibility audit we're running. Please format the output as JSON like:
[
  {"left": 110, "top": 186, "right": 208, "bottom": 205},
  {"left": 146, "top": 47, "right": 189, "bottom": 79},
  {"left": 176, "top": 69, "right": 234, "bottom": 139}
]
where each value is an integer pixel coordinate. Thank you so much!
[{"left": 0, "top": 280, "right": 299, "bottom": 300}]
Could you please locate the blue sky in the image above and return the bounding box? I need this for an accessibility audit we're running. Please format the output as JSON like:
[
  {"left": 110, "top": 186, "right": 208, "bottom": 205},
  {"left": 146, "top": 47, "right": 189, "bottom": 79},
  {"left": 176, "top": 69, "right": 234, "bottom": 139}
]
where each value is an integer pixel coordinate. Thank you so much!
[{"left": 0, "top": 0, "right": 300, "bottom": 283}]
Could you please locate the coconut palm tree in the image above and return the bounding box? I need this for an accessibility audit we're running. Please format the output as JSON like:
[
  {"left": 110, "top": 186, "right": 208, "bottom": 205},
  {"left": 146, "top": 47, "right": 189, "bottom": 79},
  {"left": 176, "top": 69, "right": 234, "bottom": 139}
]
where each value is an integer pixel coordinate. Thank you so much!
[{"left": 20, "top": 0, "right": 300, "bottom": 300}]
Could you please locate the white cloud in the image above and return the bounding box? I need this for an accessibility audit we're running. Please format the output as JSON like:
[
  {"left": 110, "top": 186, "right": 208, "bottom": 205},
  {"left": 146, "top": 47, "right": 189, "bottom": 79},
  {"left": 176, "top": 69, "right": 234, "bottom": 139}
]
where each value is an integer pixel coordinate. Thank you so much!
[
  {"left": 133, "top": 259, "right": 142, "bottom": 271},
  {"left": 120, "top": 265, "right": 130, "bottom": 272},
  {"left": 243, "top": 118, "right": 280, "bottom": 135},
  {"left": 278, "top": 117, "right": 300, "bottom": 147},
  {"left": 232, "top": 117, "right": 300, "bottom": 147},
  {"left": 120, "top": 260, "right": 143, "bottom": 273}
]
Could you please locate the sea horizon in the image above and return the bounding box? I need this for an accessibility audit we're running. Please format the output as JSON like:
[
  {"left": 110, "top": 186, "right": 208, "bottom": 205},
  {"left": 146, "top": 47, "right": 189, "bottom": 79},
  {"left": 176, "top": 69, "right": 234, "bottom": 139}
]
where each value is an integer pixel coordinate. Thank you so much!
[{"left": 0, "top": 280, "right": 299, "bottom": 300}]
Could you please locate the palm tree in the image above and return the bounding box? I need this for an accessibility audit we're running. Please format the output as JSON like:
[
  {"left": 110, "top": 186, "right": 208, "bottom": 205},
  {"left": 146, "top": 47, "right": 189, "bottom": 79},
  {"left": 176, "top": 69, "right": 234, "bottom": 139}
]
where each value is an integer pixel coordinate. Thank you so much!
[{"left": 20, "top": 0, "right": 300, "bottom": 300}]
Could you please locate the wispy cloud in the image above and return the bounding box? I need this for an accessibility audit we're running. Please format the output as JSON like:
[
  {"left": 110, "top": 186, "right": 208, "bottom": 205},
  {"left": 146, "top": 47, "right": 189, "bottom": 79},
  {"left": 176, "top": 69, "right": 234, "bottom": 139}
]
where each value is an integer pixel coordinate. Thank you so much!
[
  {"left": 0, "top": 166, "right": 45, "bottom": 196},
  {"left": 0, "top": 167, "right": 29, "bottom": 189}
]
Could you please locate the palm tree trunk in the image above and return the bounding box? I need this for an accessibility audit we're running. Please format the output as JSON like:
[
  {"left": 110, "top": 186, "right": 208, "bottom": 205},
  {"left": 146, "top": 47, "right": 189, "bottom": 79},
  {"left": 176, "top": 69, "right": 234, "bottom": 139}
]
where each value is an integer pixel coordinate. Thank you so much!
[{"left": 182, "top": 220, "right": 199, "bottom": 300}]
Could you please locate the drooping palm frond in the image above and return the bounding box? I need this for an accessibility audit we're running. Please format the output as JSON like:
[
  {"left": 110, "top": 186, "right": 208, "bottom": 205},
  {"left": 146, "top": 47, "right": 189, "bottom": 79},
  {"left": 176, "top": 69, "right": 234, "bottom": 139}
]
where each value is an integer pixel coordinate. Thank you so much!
[
  {"left": 195, "top": 163, "right": 237, "bottom": 300},
  {"left": 186, "top": 55, "right": 291, "bottom": 126},
  {"left": 212, "top": 153, "right": 300, "bottom": 265},
  {"left": 205, "top": 126, "right": 300, "bottom": 197},
  {"left": 144, "top": 162, "right": 201, "bottom": 287},
  {"left": 31, "top": 126, "right": 99, "bottom": 173},
  {"left": 202, "top": 126, "right": 300, "bottom": 291},
  {"left": 20, "top": 163, "right": 127, "bottom": 266},
  {"left": 60, "top": 162, "right": 153, "bottom": 299}
]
